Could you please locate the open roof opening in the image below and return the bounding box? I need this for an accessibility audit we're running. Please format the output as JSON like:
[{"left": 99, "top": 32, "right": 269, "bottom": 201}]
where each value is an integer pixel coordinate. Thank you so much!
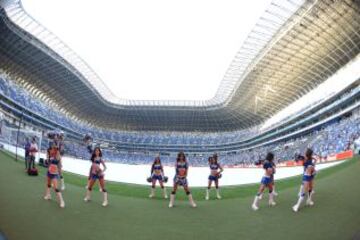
[{"left": 21, "top": 0, "right": 272, "bottom": 101}]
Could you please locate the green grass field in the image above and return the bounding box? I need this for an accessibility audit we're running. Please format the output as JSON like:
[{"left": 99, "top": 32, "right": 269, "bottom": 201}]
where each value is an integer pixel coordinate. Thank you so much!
[{"left": 0, "top": 150, "right": 359, "bottom": 240}]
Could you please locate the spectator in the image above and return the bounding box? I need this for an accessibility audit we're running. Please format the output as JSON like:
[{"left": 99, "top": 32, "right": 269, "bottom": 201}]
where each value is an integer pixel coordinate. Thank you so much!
[
  {"left": 24, "top": 137, "right": 31, "bottom": 171},
  {"left": 28, "top": 137, "right": 38, "bottom": 171}
]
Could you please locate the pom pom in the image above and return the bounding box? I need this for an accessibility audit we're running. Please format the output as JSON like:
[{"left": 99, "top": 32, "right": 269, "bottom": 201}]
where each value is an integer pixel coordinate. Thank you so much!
[{"left": 163, "top": 176, "right": 169, "bottom": 183}]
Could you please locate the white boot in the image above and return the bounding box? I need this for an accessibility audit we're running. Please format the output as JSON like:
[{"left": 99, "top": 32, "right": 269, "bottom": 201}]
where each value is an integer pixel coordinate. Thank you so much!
[
  {"left": 61, "top": 178, "right": 65, "bottom": 191},
  {"left": 306, "top": 191, "right": 314, "bottom": 206},
  {"left": 188, "top": 194, "right": 197, "bottom": 208},
  {"left": 258, "top": 193, "right": 263, "bottom": 200},
  {"left": 272, "top": 186, "right": 278, "bottom": 196},
  {"left": 293, "top": 194, "right": 305, "bottom": 212},
  {"left": 216, "top": 188, "right": 222, "bottom": 199},
  {"left": 169, "top": 194, "right": 175, "bottom": 208},
  {"left": 298, "top": 184, "right": 304, "bottom": 197},
  {"left": 84, "top": 190, "right": 91, "bottom": 202},
  {"left": 57, "top": 192, "right": 65, "bottom": 208},
  {"left": 252, "top": 195, "right": 260, "bottom": 211},
  {"left": 44, "top": 187, "right": 51, "bottom": 200},
  {"left": 102, "top": 192, "right": 108, "bottom": 207},
  {"left": 163, "top": 187, "right": 168, "bottom": 199},
  {"left": 205, "top": 189, "right": 209, "bottom": 200},
  {"left": 269, "top": 192, "right": 276, "bottom": 206},
  {"left": 149, "top": 188, "right": 155, "bottom": 198}
]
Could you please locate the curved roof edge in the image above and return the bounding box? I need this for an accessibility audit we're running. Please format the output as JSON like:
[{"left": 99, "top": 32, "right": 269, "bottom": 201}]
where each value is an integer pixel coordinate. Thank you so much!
[{"left": 0, "top": 0, "right": 307, "bottom": 108}]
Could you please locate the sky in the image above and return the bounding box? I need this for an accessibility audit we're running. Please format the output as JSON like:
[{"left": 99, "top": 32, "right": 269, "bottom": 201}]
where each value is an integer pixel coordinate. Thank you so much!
[{"left": 21, "top": 0, "right": 273, "bottom": 101}]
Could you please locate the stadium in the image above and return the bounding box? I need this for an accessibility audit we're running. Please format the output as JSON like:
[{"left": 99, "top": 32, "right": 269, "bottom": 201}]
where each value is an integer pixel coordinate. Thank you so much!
[{"left": 0, "top": 0, "right": 360, "bottom": 239}]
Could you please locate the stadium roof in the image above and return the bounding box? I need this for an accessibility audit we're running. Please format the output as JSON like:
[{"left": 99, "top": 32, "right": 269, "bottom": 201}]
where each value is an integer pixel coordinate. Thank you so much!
[
  {"left": 21, "top": 0, "right": 274, "bottom": 102},
  {"left": 0, "top": 0, "right": 359, "bottom": 131}
]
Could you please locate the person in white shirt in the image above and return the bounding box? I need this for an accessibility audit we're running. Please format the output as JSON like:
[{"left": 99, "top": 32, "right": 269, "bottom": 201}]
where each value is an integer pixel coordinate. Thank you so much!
[{"left": 28, "top": 137, "right": 38, "bottom": 171}]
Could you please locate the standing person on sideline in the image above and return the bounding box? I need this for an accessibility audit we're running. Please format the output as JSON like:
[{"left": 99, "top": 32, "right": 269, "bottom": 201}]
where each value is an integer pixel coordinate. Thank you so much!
[
  {"left": 252, "top": 152, "right": 276, "bottom": 211},
  {"left": 84, "top": 147, "right": 108, "bottom": 207},
  {"left": 169, "top": 152, "right": 196, "bottom": 208},
  {"left": 24, "top": 138, "right": 31, "bottom": 171},
  {"left": 28, "top": 137, "right": 38, "bottom": 171},
  {"left": 205, "top": 154, "right": 223, "bottom": 200},
  {"left": 149, "top": 156, "right": 168, "bottom": 199},
  {"left": 43, "top": 143, "right": 65, "bottom": 208},
  {"left": 293, "top": 148, "right": 316, "bottom": 212}
]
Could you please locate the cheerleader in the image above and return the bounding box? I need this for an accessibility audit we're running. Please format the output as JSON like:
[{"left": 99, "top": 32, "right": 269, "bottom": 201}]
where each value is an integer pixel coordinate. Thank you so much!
[
  {"left": 252, "top": 152, "right": 276, "bottom": 211},
  {"left": 149, "top": 156, "right": 168, "bottom": 199},
  {"left": 259, "top": 158, "right": 277, "bottom": 200},
  {"left": 43, "top": 143, "right": 65, "bottom": 208},
  {"left": 84, "top": 147, "right": 108, "bottom": 207},
  {"left": 292, "top": 148, "right": 316, "bottom": 212},
  {"left": 85, "top": 162, "right": 103, "bottom": 192},
  {"left": 85, "top": 144, "right": 103, "bottom": 192},
  {"left": 297, "top": 152, "right": 317, "bottom": 198},
  {"left": 205, "top": 154, "right": 223, "bottom": 200},
  {"left": 169, "top": 152, "right": 196, "bottom": 208}
]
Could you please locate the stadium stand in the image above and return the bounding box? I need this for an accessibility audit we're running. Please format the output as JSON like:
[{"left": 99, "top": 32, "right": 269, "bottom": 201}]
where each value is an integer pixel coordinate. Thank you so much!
[
  {"left": 1, "top": 72, "right": 360, "bottom": 166},
  {"left": 0, "top": 0, "right": 359, "bottom": 167}
]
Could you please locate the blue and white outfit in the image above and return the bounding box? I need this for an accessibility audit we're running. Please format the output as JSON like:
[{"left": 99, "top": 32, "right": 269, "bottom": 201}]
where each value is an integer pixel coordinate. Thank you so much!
[
  {"left": 293, "top": 159, "right": 316, "bottom": 212},
  {"left": 169, "top": 160, "right": 196, "bottom": 208},
  {"left": 260, "top": 161, "right": 273, "bottom": 186},
  {"left": 44, "top": 156, "right": 65, "bottom": 208},
  {"left": 252, "top": 160, "right": 276, "bottom": 210},
  {"left": 302, "top": 160, "right": 316, "bottom": 182},
  {"left": 174, "top": 161, "right": 188, "bottom": 186},
  {"left": 149, "top": 160, "right": 168, "bottom": 199},
  {"left": 208, "top": 163, "right": 221, "bottom": 181},
  {"left": 90, "top": 157, "right": 104, "bottom": 180},
  {"left": 151, "top": 163, "right": 164, "bottom": 181},
  {"left": 47, "top": 157, "right": 60, "bottom": 179}
]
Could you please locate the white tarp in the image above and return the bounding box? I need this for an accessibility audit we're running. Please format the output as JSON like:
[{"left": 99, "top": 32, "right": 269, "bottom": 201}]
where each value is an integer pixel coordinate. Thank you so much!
[{"left": 1, "top": 143, "right": 345, "bottom": 187}]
